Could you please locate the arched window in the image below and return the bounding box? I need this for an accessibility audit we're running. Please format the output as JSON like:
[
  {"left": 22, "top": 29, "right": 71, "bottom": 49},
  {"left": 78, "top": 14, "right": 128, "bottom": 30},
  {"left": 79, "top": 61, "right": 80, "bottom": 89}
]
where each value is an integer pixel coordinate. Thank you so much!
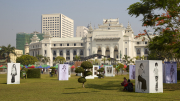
[
  {"left": 53, "top": 50, "right": 56, "bottom": 55},
  {"left": 73, "top": 50, "right": 76, "bottom": 55},
  {"left": 144, "top": 49, "right": 148, "bottom": 54},
  {"left": 80, "top": 50, "right": 83, "bottom": 55},
  {"left": 137, "top": 49, "right": 140, "bottom": 54}
]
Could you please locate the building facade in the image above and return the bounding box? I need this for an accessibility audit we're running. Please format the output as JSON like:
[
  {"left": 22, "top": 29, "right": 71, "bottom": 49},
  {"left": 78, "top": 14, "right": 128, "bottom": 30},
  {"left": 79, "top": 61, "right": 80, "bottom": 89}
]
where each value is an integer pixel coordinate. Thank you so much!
[
  {"left": 29, "top": 18, "right": 155, "bottom": 66},
  {"left": 41, "top": 13, "right": 74, "bottom": 38},
  {"left": 10, "top": 49, "right": 23, "bottom": 63},
  {"left": 76, "top": 26, "right": 89, "bottom": 37},
  {"left": 16, "top": 31, "right": 44, "bottom": 54}
]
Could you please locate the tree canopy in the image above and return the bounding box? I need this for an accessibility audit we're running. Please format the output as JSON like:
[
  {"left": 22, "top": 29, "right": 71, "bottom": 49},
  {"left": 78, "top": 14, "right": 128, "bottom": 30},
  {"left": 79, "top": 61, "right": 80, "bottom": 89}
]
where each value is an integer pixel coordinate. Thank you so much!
[
  {"left": 127, "top": 0, "right": 180, "bottom": 63},
  {"left": 0, "top": 44, "right": 16, "bottom": 62},
  {"left": 54, "top": 56, "right": 66, "bottom": 64},
  {"left": 16, "top": 55, "right": 38, "bottom": 66}
]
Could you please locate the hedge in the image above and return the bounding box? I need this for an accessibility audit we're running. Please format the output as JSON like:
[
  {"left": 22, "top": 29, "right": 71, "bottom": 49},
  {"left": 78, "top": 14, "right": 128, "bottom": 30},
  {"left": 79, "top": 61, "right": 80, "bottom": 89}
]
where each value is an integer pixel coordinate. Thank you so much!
[
  {"left": 27, "top": 68, "right": 41, "bottom": 78},
  {"left": 177, "top": 68, "right": 180, "bottom": 80}
]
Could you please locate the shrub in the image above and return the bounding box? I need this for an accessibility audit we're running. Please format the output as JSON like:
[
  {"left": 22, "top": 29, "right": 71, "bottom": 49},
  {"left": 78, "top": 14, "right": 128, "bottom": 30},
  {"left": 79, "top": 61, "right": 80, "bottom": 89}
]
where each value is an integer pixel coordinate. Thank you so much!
[
  {"left": 50, "top": 67, "right": 56, "bottom": 76},
  {"left": 97, "top": 67, "right": 104, "bottom": 78},
  {"left": 177, "top": 68, "right": 180, "bottom": 80},
  {"left": 126, "top": 65, "right": 129, "bottom": 72},
  {"left": 27, "top": 68, "right": 41, "bottom": 78}
]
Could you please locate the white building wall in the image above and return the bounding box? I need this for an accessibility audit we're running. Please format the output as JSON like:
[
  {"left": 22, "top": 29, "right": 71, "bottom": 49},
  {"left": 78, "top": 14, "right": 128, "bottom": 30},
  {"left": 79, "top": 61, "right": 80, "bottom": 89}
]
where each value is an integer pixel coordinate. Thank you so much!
[{"left": 76, "top": 26, "right": 88, "bottom": 37}]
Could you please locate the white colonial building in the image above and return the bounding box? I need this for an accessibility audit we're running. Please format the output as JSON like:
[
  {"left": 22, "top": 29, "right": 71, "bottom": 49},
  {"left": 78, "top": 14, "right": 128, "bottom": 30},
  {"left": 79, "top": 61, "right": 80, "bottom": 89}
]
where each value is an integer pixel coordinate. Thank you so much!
[{"left": 29, "top": 18, "right": 156, "bottom": 66}]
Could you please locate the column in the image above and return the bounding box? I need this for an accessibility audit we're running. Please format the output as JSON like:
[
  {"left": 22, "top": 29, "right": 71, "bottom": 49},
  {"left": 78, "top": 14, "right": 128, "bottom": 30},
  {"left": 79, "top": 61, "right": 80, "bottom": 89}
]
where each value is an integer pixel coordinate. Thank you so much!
[
  {"left": 94, "top": 47, "right": 97, "bottom": 59},
  {"left": 77, "top": 49, "right": 80, "bottom": 56},
  {"left": 63, "top": 49, "right": 66, "bottom": 60},
  {"left": 70, "top": 49, "right": 73, "bottom": 61},
  {"left": 102, "top": 47, "right": 105, "bottom": 56},
  {"left": 56, "top": 49, "right": 59, "bottom": 57},
  {"left": 110, "top": 47, "right": 114, "bottom": 58}
]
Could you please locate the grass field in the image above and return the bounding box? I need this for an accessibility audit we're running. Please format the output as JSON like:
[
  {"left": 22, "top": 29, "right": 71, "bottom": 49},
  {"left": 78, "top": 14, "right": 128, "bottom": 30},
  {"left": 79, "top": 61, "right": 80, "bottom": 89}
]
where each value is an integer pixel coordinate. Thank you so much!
[{"left": 0, "top": 74, "right": 180, "bottom": 101}]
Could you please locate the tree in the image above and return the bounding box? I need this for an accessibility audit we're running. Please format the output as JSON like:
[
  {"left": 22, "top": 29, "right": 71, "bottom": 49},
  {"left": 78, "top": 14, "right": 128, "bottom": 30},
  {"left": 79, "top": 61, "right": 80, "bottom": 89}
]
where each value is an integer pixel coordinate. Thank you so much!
[
  {"left": 101, "top": 57, "right": 106, "bottom": 64},
  {"left": 94, "top": 59, "right": 100, "bottom": 65},
  {"left": 16, "top": 55, "right": 38, "bottom": 66},
  {"left": 54, "top": 56, "right": 66, "bottom": 64},
  {"left": 74, "top": 55, "right": 81, "bottom": 61},
  {"left": 42, "top": 56, "right": 50, "bottom": 65},
  {"left": 116, "top": 63, "right": 124, "bottom": 75},
  {"left": 0, "top": 44, "right": 16, "bottom": 62},
  {"left": 36, "top": 55, "right": 44, "bottom": 65},
  {"left": 141, "top": 55, "right": 145, "bottom": 60},
  {"left": 97, "top": 67, "right": 104, "bottom": 78},
  {"left": 122, "top": 55, "right": 134, "bottom": 65},
  {"left": 107, "top": 58, "right": 111, "bottom": 65},
  {"left": 127, "top": 0, "right": 180, "bottom": 65},
  {"left": 75, "top": 61, "right": 93, "bottom": 88}
]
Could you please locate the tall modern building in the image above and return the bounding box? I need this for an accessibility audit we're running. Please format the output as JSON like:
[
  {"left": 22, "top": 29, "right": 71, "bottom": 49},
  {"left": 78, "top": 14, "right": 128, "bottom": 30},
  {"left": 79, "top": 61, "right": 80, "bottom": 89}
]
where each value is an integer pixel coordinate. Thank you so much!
[
  {"left": 76, "top": 26, "right": 89, "bottom": 37},
  {"left": 41, "top": 13, "right": 74, "bottom": 38},
  {"left": 16, "top": 31, "right": 44, "bottom": 54}
]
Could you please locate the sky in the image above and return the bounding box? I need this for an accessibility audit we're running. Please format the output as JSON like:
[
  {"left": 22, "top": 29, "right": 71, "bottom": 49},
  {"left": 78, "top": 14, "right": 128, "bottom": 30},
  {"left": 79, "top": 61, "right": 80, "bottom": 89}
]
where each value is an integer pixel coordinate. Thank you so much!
[{"left": 0, "top": 0, "right": 153, "bottom": 47}]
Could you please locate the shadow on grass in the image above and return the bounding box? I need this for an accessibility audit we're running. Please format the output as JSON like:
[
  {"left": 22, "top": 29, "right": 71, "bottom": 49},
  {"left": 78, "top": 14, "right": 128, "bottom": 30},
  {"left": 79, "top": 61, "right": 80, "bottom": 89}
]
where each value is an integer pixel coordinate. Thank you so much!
[
  {"left": 163, "top": 83, "right": 180, "bottom": 91},
  {"left": 0, "top": 83, "right": 7, "bottom": 84},
  {"left": 86, "top": 81, "right": 121, "bottom": 90},
  {"left": 65, "top": 88, "right": 76, "bottom": 89},
  {"left": 62, "top": 92, "right": 89, "bottom": 94}
]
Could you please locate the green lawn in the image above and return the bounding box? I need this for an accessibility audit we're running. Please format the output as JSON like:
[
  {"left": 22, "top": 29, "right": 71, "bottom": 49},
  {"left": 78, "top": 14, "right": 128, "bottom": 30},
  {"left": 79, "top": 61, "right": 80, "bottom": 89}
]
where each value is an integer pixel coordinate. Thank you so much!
[{"left": 0, "top": 74, "right": 180, "bottom": 101}]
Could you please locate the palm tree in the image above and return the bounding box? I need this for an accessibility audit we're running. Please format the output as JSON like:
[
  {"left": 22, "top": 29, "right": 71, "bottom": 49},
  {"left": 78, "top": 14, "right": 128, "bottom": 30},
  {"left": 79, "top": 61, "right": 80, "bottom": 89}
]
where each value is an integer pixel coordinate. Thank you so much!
[
  {"left": 141, "top": 55, "right": 145, "bottom": 60},
  {"left": 94, "top": 59, "right": 100, "bottom": 65},
  {"left": 107, "top": 58, "right": 111, "bottom": 65},
  {"left": 0, "top": 44, "right": 16, "bottom": 62},
  {"left": 101, "top": 57, "right": 106, "bottom": 64}
]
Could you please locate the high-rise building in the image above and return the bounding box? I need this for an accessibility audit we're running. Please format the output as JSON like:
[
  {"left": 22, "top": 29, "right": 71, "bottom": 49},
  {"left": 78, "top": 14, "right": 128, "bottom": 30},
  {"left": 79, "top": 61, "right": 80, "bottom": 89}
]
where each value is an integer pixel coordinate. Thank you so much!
[
  {"left": 16, "top": 32, "right": 44, "bottom": 54},
  {"left": 76, "top": 26, "right": 88, "bottom": 37},
  {"left": 41, "top": 13, "right": 74, "bottom": 38}
]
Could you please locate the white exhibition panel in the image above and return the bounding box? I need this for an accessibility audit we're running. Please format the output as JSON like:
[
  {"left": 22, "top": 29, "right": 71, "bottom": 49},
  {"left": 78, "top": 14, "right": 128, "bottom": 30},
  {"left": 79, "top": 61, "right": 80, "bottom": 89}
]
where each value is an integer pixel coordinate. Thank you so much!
[
  {"left": 68, "top": 66, "right": 71, "bottom": 77},
  {"left": 93, "top": 65, "right": 99, "bottom": 77},
  {"left": 58, "top": 64, "right": 69, "bottom": 81},
  {"left": 85, "top": 66, "right": 94, "bottom": 79},
  {"left": 113, "top": 68, "right": 115, "bottom": 77},
  {"left": 135, "top": 60, "right": 163, "bottom": 93},
  {"left": 7, "top": 63, "right": 20, "bottom": 84},
  {"left": 129, "top": 65, "right": 135, "bottom": 79},
  {"left": 163, "top": 62, "right": 177, "bottom": 83},
  {"left": 105, "top": 65, "right": 114, "bottom": 77}
]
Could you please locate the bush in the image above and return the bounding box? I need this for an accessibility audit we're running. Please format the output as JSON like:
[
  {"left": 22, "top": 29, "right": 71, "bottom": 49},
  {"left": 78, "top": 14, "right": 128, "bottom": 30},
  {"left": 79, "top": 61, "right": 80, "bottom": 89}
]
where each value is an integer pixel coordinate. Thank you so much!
[
  {"left": 50, "top": 67, "right": 56, "bottom": 76},
  {"left": 177, "top": 68, "right": 180, "bottom": 80},
  {"left": 126, "top": 65, "right": 129, "bottom": 72},
  {"left": 27, "top": 68, "right": 41, "bottom": 78}
]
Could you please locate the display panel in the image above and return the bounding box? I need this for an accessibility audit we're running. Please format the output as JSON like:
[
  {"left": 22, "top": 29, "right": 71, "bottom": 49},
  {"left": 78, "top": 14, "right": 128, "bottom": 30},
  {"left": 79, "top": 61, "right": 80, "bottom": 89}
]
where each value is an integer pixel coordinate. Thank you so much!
[
  {"left": 7, "top": 63, "right": 20, "bottom": 84},
  {"left": 105, "top": 65, "right": 113, "bottom": 77},
  {"left": 129, "top": 65, "right": 135, "bottom": 79},
  {"left": 93, "top": 65, "right": 99, "bottom": 77},
  {"left": 58, "top": 64, "right": 69, "bottom": 80}
]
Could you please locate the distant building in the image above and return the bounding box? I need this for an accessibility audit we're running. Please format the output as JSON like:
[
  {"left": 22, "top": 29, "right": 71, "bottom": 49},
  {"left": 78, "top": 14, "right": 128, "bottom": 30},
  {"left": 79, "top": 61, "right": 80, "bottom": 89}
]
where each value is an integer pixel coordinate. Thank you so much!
[
  {"left": 10, "top": 49, "right": 23, "bottom": 63},
  {"left": 41, "top": 13, "right": 74, "bottom": 38},
  {"left": 29, "top": 18, "right": 157, "bottom": 66},
  {"left": 76, "top": 26, "right": 88, "bottom": 37},
  {"left": 16, "top": 31, "right": 44, "bottom": 54},
  {"left": 24, "top": 43, "right": 29, "bottom": 55}
]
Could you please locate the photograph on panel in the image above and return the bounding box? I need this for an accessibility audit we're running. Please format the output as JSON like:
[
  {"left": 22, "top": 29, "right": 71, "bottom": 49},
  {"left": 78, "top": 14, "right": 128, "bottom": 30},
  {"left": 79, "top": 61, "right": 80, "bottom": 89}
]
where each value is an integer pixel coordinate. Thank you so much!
[
  {"left": 137, "top": 63, "right": 147, "bottom": 92},
  {"left": 94, "top": 66, "right": 98, "bottom": 75},
  {"left": 107, "top": 67, "right": 112, "bottom": 74},
  {"left": 170, "top": 64, "right": 175, "bottom": 83},
  {"left": 60, "top": 65, "right": 68, "bottom": 80},
  {"left": 11, "top": 64, "right": 17, "bottom": 83},
  {"left": 131, "top": 65, "right": 135, "bottom": 79},
  {"left": 153, "top": 62, "right": 159, "bottom": 91}
]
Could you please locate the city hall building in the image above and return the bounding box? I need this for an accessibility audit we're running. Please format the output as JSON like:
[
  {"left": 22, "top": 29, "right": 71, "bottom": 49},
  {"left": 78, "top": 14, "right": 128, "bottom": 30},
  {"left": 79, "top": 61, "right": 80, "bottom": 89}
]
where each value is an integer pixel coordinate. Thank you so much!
[{"left": 29, "top": 18, "right": 155, "bottom": 66}]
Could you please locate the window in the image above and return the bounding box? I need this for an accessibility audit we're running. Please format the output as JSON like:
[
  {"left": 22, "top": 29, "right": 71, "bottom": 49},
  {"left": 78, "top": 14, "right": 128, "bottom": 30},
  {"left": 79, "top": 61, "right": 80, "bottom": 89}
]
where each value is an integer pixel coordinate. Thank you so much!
[
  {"left": 125, "top": 42, "right": 127, "bottom": 44},
  {"left": 54, "top": 44, "right": 56, "bottom": 46},
  {"left": 137, "top": 49, "right": 141, "bottom": 54},
  {"left": 33, "top": 46, "right": 34, "bottom": 48},
  {"left": 66, "top": 50, "right": 70, "bottom": 55},
  {"left": 60, "top": 50, "right": 63, "bottom": 55},
  {"left": 73, "top": 50, "right": 76, "bottom": 55},
  {"left": 74, "top": 43, "right": 76, "bottom": 46},
  {"left": 44, "top": 50, "right": 47, "bottom": 55},
  {"left": 145, "top": 42, "right": 147, "bottom": 44},
  {"left": 67, "top": 43, "right": 69, "bottom": 46},
  {"left": 81, "top": 43, "right": 83, "bottom": 46},
  {"left": 45, "top": 44, "right": 47, "bottom": 46},
  {"left": 137, "top": 42, "right": 140, "bottom": 44},
  {"left": 53, "top": 50, "right": 56, "bottom": 55},
  {"left": 144, "top": 48, "right": 148, "bottom": 54},
  {"left": 80, "top": 50, "right": 83, "bottom": 55},
  {"left": 125, "top": 48, "right": 127, "bottom": 55}
]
